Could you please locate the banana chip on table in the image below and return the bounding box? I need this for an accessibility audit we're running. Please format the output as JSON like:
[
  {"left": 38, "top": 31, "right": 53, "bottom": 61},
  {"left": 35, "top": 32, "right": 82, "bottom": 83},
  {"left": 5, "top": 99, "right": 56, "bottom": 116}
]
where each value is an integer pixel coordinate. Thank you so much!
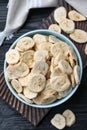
[
  {"left": 54, "top": 6, "right": 67, "bottom": 23},
  {"left": 59, "top": 18, "right": 75, "bottom": 34},
  {"left": 68, "top": 10, "right": 86, "bottom": 21},
  {"left": 70, "top": 29, "right": 87, "bottom": 43},
  {"left": 49, "top": 24, "right": 61, "bottom": 33},
  {"left": 63, "top": 109, "right": 76, "bottom": 127},
  {"left": 51, "top": 114, "right": 66, "bottom": 130}
]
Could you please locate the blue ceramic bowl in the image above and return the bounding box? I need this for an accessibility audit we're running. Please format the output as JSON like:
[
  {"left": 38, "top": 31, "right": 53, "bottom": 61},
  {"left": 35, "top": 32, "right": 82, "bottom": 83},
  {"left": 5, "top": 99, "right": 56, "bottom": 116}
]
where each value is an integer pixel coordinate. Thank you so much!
[{"left": 4, "top": 29, "right": 83, "bottom": 108}]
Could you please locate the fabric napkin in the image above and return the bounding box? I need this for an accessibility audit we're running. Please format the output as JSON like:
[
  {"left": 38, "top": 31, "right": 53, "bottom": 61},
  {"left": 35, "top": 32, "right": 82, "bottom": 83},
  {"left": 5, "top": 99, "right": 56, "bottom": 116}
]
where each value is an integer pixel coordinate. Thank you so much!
[{"left": 0, "top": 0, "right": 58, "bottom": 46}]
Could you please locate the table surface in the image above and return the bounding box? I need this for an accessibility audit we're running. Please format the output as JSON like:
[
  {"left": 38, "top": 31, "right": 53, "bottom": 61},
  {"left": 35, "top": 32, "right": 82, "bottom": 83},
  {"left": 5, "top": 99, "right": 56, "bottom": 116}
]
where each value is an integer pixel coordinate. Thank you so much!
[{"left": 0, "top": 0, "right": 87, "bottom": 130}]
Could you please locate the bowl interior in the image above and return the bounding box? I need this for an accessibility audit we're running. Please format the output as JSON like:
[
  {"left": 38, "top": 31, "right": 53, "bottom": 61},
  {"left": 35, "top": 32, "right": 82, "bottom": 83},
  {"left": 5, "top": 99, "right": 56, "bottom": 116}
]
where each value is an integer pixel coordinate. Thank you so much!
[{"left": 4, "top": 29, "right": 83, "bottom": 108}]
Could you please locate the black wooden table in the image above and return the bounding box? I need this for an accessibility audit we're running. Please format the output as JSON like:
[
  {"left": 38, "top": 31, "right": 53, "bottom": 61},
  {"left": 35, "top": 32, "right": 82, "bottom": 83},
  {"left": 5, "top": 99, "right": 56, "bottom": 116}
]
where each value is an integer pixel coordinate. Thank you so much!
[{"left": 0, "top": 0, "right": 87, "bottom": 130}]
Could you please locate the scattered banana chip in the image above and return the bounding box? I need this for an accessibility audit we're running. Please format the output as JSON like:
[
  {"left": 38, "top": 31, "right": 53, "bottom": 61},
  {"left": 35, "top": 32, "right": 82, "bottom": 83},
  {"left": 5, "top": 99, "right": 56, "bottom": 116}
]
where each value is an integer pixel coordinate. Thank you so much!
[
  {"left": 6, "top": 49, "right": 20, "bottom": 64},
  {"left": 32, "top": 61, "right": 48, "bottom": 75},
  {"left": 54, "top": 6, "right": 67, "bottom": 23},
  {"left": 49, "top": 24, "right": 61, "bottom": 33},
  {"left": 28, "top": 74, "right": 46, "bottom": 93},
  {"left": 18, "top": 93, "right": 33, "bottom": 104},
  {"left": 21, "top": 50, "right": 35, "bottom": 68},
  {"left": 85, "top": 44, "right": 87, "bottom": 55},
  {"left": 74, "top": 65, "right": 80, "bottom": 85},
  {"left": 50, "top": 75, "right": 70, "bottom": 92},
  {"left": 63, "top": 109, "right": 76, "bottom": 127},
  {"left": 70, "top": 29, "right": 87, "bottom": 43},
  {"left": 23, "top": 87, "right": 37, "bottom": 99},
  {"left": 59, "top": 18, "right": 75, "bottom": 34},
  {"left": 68, "top": 10, "right": 86, "bottom": 21},
  {"left": 51, "top": 114, "right": 66, "bottom": 130},
  {"left": 16, "top": 37, "right": 35, "bottom": 51},
  {"left": 11, "top": 79, "right": 22, "bottom": 93},
  {"left": 6, "top": 32, "right": 80, "bottom": 105}
]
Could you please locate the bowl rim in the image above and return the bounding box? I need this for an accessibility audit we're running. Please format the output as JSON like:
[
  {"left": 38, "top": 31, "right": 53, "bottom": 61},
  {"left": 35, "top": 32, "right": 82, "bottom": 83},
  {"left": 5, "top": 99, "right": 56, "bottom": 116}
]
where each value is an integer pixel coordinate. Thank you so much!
[{"left": 4, "top": 29, "right": 83, "bottom": 108}]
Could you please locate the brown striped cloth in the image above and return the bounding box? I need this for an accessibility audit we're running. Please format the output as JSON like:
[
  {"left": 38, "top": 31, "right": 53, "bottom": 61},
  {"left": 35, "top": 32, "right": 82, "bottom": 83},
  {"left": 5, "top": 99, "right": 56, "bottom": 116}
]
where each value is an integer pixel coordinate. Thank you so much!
[{"left": 0, "top": 72, "right": 51, "bottom": 126}]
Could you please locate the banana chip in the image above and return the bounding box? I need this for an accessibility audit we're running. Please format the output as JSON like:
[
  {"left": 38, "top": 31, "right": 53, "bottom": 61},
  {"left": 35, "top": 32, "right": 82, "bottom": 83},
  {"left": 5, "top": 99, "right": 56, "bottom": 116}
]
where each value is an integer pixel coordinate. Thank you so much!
[
  {"left": 11, "top": 79, "right": 22, "bottom": 93},
  {"left": 21, "top": 50, "right": 35, "bottom": 68},
  {"left": 6, "top": 49, "right": 20, "bottom": 64},
  {"left": 17, "top": 37, "right": 35, "bottom": 51},
  {"left": 49, "top": 24, "right": 61, "bottom": 33},
  {"left": 28, "top": 74, "right": 46, "bottom": 93},
  {"left": 68, "top": 10, "right": 86, "bottom": 21},
  {"left": 70, "top": 29, "right": 87, "bottom": 43},
  {"left": 50, "top": 75, "right": 70, "bottom": 92},
  {"left": 32, "top": 61, "right": 48, "bottom": 75},
  {"left": 6, "top": 62, "right": 29, "bottom": 80}
]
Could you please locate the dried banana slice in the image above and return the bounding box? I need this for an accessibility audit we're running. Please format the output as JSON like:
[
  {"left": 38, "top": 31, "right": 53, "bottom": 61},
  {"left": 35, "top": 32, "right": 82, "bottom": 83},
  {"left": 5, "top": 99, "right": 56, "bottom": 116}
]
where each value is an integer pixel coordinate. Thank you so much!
[
  {"left": 48, "top": 35, "right": 61, "bottom": 43},
  {"left": 21, "top": 50, "right": 35, "bottom": 68},
  {"left": 68, "top": 10, "right": 86, "bottom": 21},
  {"left": 51, "top": 52, "right": 66, "bottom": 67},
  {"left": 42, "top": 80, "right": 56, "bottom": 95},
  {"left": 38, "top": 42, "right": 52, "bottom": 54},
  {"left": 34, "top": 50, "right": 49, "bottom": 62},
  {"left": 16, "top": 37, "right": 35, "bottom": 51},
  {"left": 11, "top": 79, "right": 22, "bottom": 93},
  {"left": 58, "top": 60, "right": 72, "bottom": 74},
  {"left": 51, "top": 43, "right": 63, "bottom": 57},
  {"left": 33, "top": 93, "right": 56, "bottom": 105},
  {"left": 23, "top": 87, "right": 37, "bottom": 99},
  {"left": 85, "top": 44, "right": 87, "bottom": 55},
  {"left": 6, "top": 49, "right": 20, "bottom": 64},
  {"left": 18, "top": 73, "right": 31, "bottom": 87},
  {"left": 50, "top": 66, "right": 64, "bottom": 78},
  {"left": 59, "top": 18, "right": 75, "bottom": 34},
  {"left": 73, "top": 65, "right": 80, "bottom": 85},
  {"left": 54, "top": 6, "right": 67, "bottom": 23},
  {"left": 6, "top": 62, "right": 29, "bottom": 80},
  {"left": 50, "top": 75, "right": 70, "bottom": 92},
  {"left": 49, "top": 24, "right": 61, "bottom": 33},
  {"left": 18, "top": 93, "right": 33, "bottom": 104},
  {"left": 28, "top": 74, "right": 46, "bottom": 93},
  {"left": 33, "top": 34, "right": 48, "bottom": 44},
  {"left": 32, "top": 61, "right": 48, "bottom": 76},
  {"left": 51, "top": 114, "right": 66, "bottom": 130},
  {"left": 56, "top": 87, "right": 72, "bottom": 99},
  {"left": 63, "top": 109, "right": 76, "bottom": 127},
  {"left": 70, "top": 73, "right": 75, "bottom": 88},
  {"left": 70, "top": 29, "right": 87, "bottom": 43}
]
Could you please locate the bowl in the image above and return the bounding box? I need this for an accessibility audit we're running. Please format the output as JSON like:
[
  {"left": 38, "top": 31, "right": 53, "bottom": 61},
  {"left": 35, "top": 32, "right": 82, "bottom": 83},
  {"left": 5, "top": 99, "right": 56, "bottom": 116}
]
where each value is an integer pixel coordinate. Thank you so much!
[{"left": 4, "top": 29, "right": 83, "bottom": 108}]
